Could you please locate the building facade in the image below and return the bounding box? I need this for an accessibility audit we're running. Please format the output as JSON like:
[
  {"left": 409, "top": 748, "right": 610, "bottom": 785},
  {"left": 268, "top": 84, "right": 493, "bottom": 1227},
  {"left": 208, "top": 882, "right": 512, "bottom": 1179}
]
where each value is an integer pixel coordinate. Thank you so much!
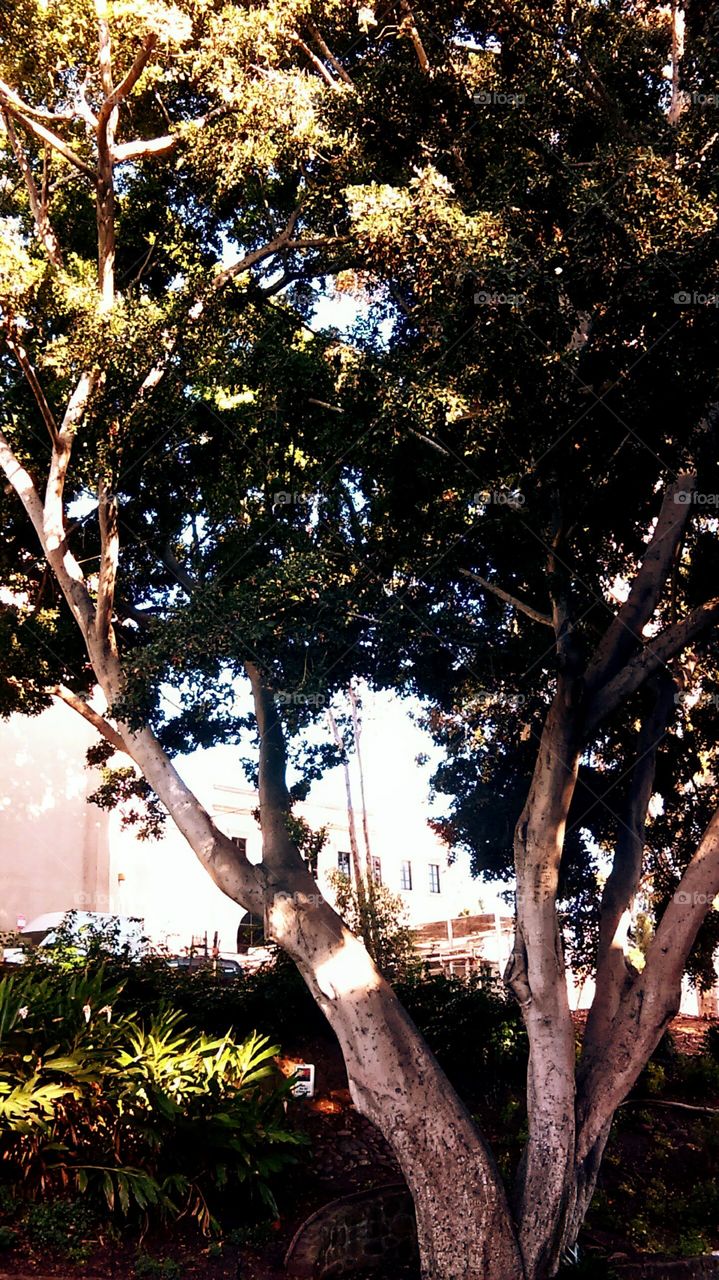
[{"left": 0, "top": 703, "right": 476, "bottom": 952}]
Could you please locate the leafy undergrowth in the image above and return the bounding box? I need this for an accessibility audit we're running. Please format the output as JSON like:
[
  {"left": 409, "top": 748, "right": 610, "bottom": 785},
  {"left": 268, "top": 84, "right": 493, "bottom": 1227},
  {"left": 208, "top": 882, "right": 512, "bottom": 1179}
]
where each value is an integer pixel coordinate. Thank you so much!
[
  {"left": 0, "top": 966, "right": 306, "bottom": 1247},
  {"left": 0, "top": 955, "right": 717, "bottom": 1278}
]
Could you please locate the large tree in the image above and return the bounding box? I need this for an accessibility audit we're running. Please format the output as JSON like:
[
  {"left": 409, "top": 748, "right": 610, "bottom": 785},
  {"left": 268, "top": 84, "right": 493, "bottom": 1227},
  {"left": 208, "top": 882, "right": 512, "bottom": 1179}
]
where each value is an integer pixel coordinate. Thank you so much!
[{"left": 1, "top": 3, "right": 719, "bottom": 1278}]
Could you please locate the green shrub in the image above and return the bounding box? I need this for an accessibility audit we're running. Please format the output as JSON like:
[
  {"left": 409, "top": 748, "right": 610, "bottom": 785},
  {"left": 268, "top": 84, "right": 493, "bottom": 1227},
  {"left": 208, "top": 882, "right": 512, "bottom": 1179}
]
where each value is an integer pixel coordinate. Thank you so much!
[
  {"left": 135, "top": 1251, "right": 182, "bottom": 1278},
  {"left": 0, "top": 1225, "right": 16, "bottom": 1250},
  {"left": 0, "top": 970, "right": 306, "bottom": 1233},
  {"left": 703, "top": 1023, "right": 719, "bottom": 1064},
  {"left": 23, "top": 1201, "right": 97, "bottom": 1263},
  {"left": 395, "top": 970, "right": 528, "bottom": 1106}
]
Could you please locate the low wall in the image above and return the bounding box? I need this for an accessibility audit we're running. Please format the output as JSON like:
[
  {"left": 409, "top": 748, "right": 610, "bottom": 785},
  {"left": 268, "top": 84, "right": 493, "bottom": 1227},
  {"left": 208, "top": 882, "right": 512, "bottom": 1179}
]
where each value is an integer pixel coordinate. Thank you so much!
[
  {"left": 284, "top": 1184, "right": 417, "bottom": 1278},
  {"left": 617, "top": 1260, "right": 719, "bottom": 1279}
]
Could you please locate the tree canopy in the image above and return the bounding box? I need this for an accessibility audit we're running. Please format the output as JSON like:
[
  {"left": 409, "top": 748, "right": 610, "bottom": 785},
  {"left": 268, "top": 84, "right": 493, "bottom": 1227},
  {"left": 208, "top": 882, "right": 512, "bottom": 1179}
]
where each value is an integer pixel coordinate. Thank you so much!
[{"left": 3, "top": 0, "right": 719, "bottom": 976}]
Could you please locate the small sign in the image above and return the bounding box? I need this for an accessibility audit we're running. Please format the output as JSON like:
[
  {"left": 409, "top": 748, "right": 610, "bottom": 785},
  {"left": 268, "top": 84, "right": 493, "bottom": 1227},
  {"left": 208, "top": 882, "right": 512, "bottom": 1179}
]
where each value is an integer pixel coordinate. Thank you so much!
[
  {"left": 16, "top": 915, "right": 26, "bottom": 932},
  {"left": 290, "top": 1064, "right": 315, "bottom": 1099}
]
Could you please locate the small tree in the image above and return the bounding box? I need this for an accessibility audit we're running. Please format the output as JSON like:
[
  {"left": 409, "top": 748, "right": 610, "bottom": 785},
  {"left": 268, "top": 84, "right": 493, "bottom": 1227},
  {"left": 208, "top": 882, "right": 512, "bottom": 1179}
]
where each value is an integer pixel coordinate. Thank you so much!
[{"left": 327, "top": 869, "right": 418, "bottom": 982}]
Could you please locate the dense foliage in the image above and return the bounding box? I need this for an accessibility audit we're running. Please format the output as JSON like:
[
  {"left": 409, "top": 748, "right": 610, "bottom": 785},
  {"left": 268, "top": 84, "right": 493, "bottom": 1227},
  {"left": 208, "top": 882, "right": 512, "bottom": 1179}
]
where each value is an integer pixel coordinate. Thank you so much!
[
  {"left": 0, "top": 966, "right": 305, "bottom": 1232},
  {"left": 1, "top": 0, "right": 718, "bottom": 978}
]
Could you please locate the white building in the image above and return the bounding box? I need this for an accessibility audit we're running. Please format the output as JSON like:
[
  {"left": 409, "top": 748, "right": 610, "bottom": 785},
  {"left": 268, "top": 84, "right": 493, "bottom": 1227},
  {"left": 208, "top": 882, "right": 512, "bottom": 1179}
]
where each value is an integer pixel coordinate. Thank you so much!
[{"left": 0, "top": 702, "right": 479, "bottom": 952}]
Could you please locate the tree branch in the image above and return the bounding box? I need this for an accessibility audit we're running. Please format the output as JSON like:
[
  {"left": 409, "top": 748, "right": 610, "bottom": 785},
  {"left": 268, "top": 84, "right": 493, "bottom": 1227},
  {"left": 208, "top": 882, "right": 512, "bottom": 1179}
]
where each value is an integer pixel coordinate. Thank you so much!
[
  {"left": 585, "top": 595, "right": 719, "bottom": 733},
  {"left": 97, "top": 33, "right": 159, "bottom": 134},
  {"left": 459, "top": 568, "right": 553, "bottom": 626},
  {"left": 398, "top": 1, "right": 431, "bottom": 74},
  {"left": 581, "top": 675, "right": 676, "bottom": 1060},
  {"left": 291, "top": 34, "right": 341, "bottom": 89},
  {"left": 246, "top": 660, "right": 306, "bottom": 877},
  {"left": 0, "top": 79, "right": 73, "bottom": 123},
  {"left": 0, "top": 95, "right": 94, "bottom": 178},
  {"left": 49, "top": 683, "right": 129, "bottom": 755},
  {"left": 577, "top": 798, "right": 719, "bottom": 1162},
  {"left": 96, "top": 477, "right": 119, "bottom": 649},
  {"left": 162, "top": 543, "right": 195, "bottom": 595},
  {"left": 1, "top": 109, "right": 63, "bottom": 266},
  {"left": 668, "top": 1, "right": 689, "bottom": 125},
  {"left": 41, "top": 371, "right": 100, "bottom": 627},
  {"left": 585, "top": 473, "right": 696, "bottom": 694},
  {"left": 306, "top": 21, "right": 355, "bottom": 86},
  {"left": 4, "top": 334, "right": 60, "bottom": 444},
  {"left": 112, "top": 133, "right": 177, "bottom": 163}
]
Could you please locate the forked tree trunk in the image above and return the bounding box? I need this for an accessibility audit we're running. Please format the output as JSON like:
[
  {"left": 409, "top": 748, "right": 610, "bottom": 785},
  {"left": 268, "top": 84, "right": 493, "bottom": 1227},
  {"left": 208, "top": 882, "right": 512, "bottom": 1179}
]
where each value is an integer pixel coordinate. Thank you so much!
[{"left": 270, "top": 883, "right": 525, "bottom": 1279}]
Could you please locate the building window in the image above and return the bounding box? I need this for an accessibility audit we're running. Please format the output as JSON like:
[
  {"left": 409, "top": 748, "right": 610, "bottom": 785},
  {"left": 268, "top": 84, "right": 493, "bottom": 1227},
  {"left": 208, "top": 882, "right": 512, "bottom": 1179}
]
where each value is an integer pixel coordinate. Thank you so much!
[
  {"left": 428, "top": 863, "right": 441, "bottom": 894},
  {"left": 232, "top": 836, "right": 247, "bottom": 856},
  {"left": 400, "top": 860, "right": 413, "bottom": 891},
  {"left": 371, "top": 856, "right": 382, "bottom": 885},
  {"left": 338, "top": 850, "right": 351, "bottom": 877}
]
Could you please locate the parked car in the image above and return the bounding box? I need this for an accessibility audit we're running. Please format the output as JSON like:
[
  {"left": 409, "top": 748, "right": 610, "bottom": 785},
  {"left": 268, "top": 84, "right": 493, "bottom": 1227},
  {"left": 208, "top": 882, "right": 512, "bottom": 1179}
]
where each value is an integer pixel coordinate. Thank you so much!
[
  {"left": 163, "top": 948, "right": 274, "bottom": 977},
  {"left": 1, "top": 911, "right": 148, "bottom": 964}
]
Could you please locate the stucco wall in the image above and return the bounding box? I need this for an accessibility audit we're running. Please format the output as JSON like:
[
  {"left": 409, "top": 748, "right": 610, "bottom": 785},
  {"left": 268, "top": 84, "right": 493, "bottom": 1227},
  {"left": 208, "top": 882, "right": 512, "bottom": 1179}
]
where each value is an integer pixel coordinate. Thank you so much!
[{"left": 0, "top": 704, "right": 110, "bottom": 932}]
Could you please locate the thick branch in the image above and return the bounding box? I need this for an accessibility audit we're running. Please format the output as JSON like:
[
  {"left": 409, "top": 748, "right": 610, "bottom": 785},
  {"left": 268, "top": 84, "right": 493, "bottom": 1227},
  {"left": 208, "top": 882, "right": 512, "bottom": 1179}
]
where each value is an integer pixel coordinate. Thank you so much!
[
  {"left": 0, "top": 425, "right": 94, "bottom": 630},
  {"left": 586, "top": 595, "right": 719, "bottom": 733},
  {"left": 512, "top": 681, "right": 582, "bottom": 1272},
  {"left": 459, "top": 568, "right": 553, "bottom": 626},
  {"left": 162, "top": 543, "right": 195, "bottom": 595},
  {"left": 0, "top": 79, "right": 73, "bottom": 123},
  {"left": 668, "top": 2, "right": 688, "bottom": 125},
  {"left": 97, "top": 33, "right": 159, "bottom": 134},
  {"left": 586, "top": 473, "right": 696, "bottom": 693},
  {"left": 577, "top": 799, "right": 719, "bottom": 1162},
  {"left": 0, "top": 99, "right": 94, "bottom": 178},
  {"left": 291, "top": 34, "right": 341, "bottom": 89},
  {"left": 111, "top": 107, "right": 230, "bottom": 164},
  {"left": 42, "top": 371, "right": 100, "bottom": 626},
  {"left": 49, "top": 683, "right": 129, "bottom": 756},
  {"left": 213, "top": 226, "right": 345, "bottom": 292},
  {"left": 112, "top": 133, "right": 177, "bottom": 162},
  {"left": 246, "top": 660, "right": 305, "bottom": 876},
  {"left": 398, "top": 1, "right": 431, "bottom": 74}
]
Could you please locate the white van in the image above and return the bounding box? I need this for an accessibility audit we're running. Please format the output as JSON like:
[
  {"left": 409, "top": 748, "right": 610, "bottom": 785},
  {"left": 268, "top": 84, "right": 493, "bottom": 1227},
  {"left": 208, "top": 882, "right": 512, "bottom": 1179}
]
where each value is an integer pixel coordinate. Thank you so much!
[{"left": 1, "top": 911, "right": 148, "bottom": 964}]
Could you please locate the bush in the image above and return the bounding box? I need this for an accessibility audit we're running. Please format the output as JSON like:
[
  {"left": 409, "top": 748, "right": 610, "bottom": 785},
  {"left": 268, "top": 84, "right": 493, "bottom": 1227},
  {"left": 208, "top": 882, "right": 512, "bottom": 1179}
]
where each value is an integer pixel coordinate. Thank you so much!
[
  {"left": 703, "top": 1023, "right": 719, "bottom": 1063},
  {"left": 0, "top": 968, "right": 306, "bottom": 1233},
  {"left": 395, "top": 970, "right": 528, "bottom": 1107}
]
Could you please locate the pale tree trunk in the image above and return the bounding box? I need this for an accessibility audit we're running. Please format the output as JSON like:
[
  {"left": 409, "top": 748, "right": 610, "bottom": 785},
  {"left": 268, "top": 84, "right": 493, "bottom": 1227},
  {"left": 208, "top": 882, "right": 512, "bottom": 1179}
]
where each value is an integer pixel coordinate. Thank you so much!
[
  {"left": 508, "top": 685, "right": 581, "bottom": 1278},
  {"left": 250, "top": 666, "right": 525, "bottom": 1280}
]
